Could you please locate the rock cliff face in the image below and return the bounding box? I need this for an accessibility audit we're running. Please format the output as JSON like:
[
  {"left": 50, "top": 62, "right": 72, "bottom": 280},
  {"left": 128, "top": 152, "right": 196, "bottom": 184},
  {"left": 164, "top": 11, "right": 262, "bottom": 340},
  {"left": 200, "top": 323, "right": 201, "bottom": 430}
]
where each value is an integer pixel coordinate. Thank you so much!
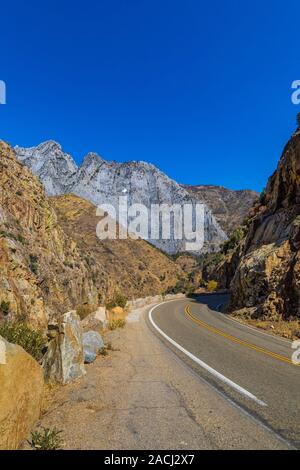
[
  {"left": 229, "top": 128, "right": 300, "bottom": 321},
  {"left": 15, "top": 141, "right": 227, "bottom": 254},
  {"left": 0, "top": 141, "right": 187, "bottom": 326},
  {"left": 0, "top": 141, "right": 99, "bottom": 327},
  {"left": 183, "top": 185, "right": 258, "bottom": 235}
]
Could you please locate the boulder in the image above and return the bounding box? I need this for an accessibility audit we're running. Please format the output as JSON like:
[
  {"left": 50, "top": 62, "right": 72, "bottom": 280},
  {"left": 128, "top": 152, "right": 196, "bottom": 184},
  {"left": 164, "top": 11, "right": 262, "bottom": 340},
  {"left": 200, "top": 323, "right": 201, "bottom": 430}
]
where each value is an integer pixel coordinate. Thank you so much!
[
  {"left": 0, "top": 336, "right": 44, "bottom": 450},
  {"left": 81, "top": 306, "right": 107, "bottom": 331},
  {"left": 230, "top": 242, "right": 291, "bottom": 319},
  {"left": 43, "top": 311, "right": 86, "bottom": 384},
  {"left": 83, "top": 331, "right": 104, "bottom": 363}
]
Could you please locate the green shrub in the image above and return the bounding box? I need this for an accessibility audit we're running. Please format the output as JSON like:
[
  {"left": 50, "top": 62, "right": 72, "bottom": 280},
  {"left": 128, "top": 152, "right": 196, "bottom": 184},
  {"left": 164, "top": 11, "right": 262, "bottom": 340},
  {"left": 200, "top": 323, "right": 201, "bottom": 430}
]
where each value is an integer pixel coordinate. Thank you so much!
[
  {"left": 202, "top": 251, "right": 224, "bottom": 268},
  {"left": 99, "top": 346, "right": 108, "bottom": 356},
  {"left": 28, "top": 427, "right": 63, "bottom": 450},
  {"left": 0, "top": 322, "right": 46, "bottom": 361},
  {"left": 0, "top": 300, "right": 10, "bottom": 316},
  {"left": 164, "top": 278, "right": 196, "bottom": 295},
  {"left": 106, "top": 293, "right": 128, "bottom": 310},
  {"left": 259, "top": 188, "right": 266, "bottom": 204},
  {"left": 63, "top": 260, "right": 74, "bottom": 268},
  {"left": 76, "top": 303, "right": 96, "bottom": 320},
  {"left": 292, "top": 215, "right": 300, "bottom": 227},
  {"left": 0, "top": 230, "right": 25, "bottom": 244},
  {"left": 221, "top": 226, "right": 245, "bottom": 254},
  {"left": 186, "top": 285, "right": 196, "bottom": 295},
  {"left": 16, "top": 233, "right": 25, "bottom": 243},
  {"left": 29, "top": 254, "right": 38, "bottom": 275}
]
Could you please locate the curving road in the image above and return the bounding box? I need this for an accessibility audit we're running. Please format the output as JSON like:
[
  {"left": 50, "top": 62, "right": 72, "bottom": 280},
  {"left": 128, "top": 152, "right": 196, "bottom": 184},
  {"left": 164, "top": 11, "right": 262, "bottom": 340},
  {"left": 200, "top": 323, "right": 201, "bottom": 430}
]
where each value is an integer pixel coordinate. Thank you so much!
[{"left": 148, "top": 294, "right": 300, "bottom": 449}]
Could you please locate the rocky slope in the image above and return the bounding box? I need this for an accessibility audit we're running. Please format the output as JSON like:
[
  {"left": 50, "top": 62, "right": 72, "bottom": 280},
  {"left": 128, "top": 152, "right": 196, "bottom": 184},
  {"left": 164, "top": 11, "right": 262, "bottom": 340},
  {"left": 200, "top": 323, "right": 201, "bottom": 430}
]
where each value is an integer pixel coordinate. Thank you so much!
[
  {"left": 0, "top": 141, "right": 187, "bottom": 327},
  {"left": 228, "top": 128, "right": 300, "bottom": 323},
  {"left": 183, "top": 185, "right": 258, "bottom": 234},
  {"left": 15, "top": 141, "right": 227, "bottom": 254},
  {"left": 0, "top": 141, "right": 99, "bottom": 327},
  {"left": 51, "top": 193, "right": 187, "bottom": 300}
]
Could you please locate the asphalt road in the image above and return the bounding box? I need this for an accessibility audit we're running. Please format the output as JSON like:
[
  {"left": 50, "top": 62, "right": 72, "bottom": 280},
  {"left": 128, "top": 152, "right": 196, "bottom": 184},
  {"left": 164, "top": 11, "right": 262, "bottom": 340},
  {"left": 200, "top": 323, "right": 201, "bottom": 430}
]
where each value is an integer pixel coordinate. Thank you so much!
[
  {"left": 39, "top": 298, "right": 295, "bottom": 449},
  {"left": 148, "top": 294, "right": 300, "bottom": 448}
]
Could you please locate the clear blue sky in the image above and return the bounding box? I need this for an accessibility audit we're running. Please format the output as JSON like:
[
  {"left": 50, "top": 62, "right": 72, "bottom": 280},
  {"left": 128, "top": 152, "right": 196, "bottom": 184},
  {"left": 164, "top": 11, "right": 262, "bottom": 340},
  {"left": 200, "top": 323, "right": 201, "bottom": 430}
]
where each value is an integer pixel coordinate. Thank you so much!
[{"left": 1, "top": 0, "right": 299, "bottom": 191}]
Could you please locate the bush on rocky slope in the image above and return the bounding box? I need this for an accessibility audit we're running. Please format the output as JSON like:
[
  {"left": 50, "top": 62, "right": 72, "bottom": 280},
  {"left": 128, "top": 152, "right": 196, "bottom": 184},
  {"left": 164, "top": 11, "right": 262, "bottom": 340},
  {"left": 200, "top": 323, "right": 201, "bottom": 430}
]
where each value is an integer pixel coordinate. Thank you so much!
[{"left": 0, "top": 322, "right": 46, "bottom": 361}]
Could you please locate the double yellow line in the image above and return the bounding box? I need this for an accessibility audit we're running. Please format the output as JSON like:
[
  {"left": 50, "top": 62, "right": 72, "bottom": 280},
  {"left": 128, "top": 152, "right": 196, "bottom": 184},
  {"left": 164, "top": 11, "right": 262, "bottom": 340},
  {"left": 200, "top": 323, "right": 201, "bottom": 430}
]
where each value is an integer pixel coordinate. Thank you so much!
[{"left": 184, "top": 304, "right": 299, "bottom": 367}]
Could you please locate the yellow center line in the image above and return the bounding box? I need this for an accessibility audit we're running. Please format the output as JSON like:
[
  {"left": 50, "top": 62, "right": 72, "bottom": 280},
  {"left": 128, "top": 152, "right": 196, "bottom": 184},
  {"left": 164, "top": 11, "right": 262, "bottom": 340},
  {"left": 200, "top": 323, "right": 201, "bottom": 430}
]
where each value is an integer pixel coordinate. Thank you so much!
[{"left": 184, "top": 304, "right": 299, "bottom": 367}]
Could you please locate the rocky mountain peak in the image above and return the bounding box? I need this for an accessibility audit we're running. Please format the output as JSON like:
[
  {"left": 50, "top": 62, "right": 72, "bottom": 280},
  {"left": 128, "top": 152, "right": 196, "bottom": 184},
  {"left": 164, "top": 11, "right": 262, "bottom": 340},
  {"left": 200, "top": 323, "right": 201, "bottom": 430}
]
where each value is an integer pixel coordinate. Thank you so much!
[
  {"left": 14, "top": 140, "right": 78, "bottom": 196},
  {"left": 14, "top": 140, "right": 228, "bottom": 254},
  {"left": 36, "top": 139, "right": 62, "bottom": 152},
  {"left": 81, "top": 152, "right": 105, "bottom": 168}
]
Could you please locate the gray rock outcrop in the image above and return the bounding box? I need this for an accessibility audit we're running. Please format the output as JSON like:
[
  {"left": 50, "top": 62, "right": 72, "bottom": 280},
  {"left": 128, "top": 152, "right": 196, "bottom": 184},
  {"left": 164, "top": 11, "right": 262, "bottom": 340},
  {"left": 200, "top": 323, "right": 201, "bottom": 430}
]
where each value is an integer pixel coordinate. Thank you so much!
[
  {"left": 81, "top": 307, "right": 107, "bottom": 332},
  {"left": 15, "top": 141, "right": 227, "bottom": 254},
  {"left": 43, "top": 310, "right": 86, "bottom": 384}
]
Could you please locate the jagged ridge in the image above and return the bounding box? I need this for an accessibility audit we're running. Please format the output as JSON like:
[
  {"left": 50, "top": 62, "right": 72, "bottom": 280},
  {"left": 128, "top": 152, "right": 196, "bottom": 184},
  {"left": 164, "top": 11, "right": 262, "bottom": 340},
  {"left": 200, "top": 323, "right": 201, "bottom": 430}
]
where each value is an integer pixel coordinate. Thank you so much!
[{"left": 15, "top": 141, "right": 227, "bottom": 254}]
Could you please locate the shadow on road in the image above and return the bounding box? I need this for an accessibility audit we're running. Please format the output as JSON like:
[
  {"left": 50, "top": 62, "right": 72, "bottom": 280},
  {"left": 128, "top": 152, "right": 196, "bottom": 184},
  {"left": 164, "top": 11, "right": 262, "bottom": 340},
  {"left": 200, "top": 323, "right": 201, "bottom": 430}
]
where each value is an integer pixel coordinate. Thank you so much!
[{"left": 186, "top": 292, "right": 230, "bottom": 314}]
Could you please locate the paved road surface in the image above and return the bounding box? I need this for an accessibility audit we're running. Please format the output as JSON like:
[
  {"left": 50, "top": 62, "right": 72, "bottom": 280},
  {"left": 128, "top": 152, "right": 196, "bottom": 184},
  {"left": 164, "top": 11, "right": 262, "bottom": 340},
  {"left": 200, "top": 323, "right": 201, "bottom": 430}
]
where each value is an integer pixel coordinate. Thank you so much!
[
  {"left": 39, "top": 299, "right": 295, "bottom": 449},
  {"left": 149, "top": 294, "right": 300, "bottom": 448}
]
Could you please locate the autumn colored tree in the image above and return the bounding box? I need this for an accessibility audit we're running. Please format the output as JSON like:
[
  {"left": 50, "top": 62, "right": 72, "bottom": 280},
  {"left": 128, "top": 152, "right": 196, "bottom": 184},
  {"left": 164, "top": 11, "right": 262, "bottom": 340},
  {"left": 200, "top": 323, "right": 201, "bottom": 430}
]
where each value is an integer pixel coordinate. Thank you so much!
[{"left": 207, "top": 280, "right": 218, "bottom": 293}]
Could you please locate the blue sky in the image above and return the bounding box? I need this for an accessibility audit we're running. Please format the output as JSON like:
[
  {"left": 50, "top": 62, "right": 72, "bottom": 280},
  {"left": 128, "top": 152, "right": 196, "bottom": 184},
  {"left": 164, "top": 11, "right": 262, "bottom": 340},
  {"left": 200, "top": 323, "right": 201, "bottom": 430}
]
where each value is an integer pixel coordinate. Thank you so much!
[{"left": 1, "top": 0, "right": 299, "bottom": 191}]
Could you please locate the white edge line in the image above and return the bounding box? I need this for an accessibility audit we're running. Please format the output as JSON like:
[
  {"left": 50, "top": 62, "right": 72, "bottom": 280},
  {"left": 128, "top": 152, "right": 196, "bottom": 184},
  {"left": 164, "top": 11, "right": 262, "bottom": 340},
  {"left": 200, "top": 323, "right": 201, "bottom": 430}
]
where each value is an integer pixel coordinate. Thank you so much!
[{"left": 149, "top": 301, "right": 267, "bottom": 407}]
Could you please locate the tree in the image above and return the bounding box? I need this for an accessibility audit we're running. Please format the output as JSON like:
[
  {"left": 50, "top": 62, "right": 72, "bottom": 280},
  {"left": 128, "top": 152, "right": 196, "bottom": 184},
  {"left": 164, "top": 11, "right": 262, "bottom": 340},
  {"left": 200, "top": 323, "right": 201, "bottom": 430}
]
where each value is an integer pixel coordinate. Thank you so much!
[
  {"left": 297, "top": 112, "right": 300, "bottom": 129},
  {"left": 207, "top": 280, "right": 218, "bottom": 293}
]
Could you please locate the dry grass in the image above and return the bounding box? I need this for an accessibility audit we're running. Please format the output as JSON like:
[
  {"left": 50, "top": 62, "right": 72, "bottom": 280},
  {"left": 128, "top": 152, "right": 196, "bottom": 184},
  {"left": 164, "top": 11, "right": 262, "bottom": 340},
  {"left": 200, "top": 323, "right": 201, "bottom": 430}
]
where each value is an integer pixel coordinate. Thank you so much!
[
  {"left": 76, "top": 303, "right": 97, "bottom": 320},
  {"left": 231, "top": 309, "right": 300, "bottom": 340},
  {"left": 108, "top": 318, "right": 126, "bottom": 330},
  {"left": 246, "top": 319, "right": 300, "bottom": 340},
  {"left": 40, "top": 381, "right": 60, "bottom": 416}
]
